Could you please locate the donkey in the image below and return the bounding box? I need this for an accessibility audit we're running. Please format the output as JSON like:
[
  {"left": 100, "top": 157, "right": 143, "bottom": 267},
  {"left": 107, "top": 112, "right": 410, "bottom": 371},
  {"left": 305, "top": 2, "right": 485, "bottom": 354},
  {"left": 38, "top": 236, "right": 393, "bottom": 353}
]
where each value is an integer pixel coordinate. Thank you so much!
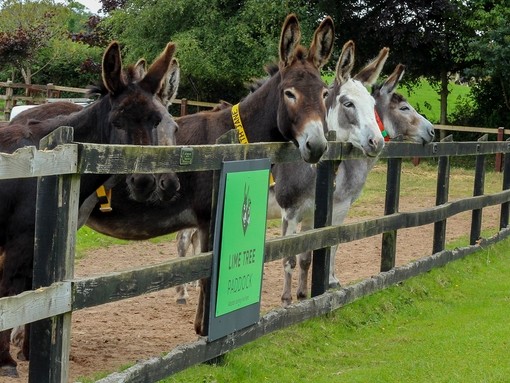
[
  {"left": 172, "top": 45, "right": 436, "bottom": 307},
  {"left": 171, "top": 41, "right": 388, "bottom": 305},
  {"left": 8, "top": 58, "right": 182, "bottom": 219},
  {"left": 85, "top": 13, "right": 335, "bottom": 336},
  {"left": 0, "top": 40, "right": 177, "bottom": 377},
  {"left": 275, "top": 53, "right": 435, "bottom": 306}
]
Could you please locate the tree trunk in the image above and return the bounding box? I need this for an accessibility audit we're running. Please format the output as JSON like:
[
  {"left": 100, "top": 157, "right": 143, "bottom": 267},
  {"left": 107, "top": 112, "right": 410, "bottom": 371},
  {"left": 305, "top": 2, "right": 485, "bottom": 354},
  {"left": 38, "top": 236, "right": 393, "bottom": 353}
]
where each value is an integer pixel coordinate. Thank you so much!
[
  {"left": 21, "top": 66, "right": 32, "bottom": 96},
  {"left": 439, "top": 69, "right": 449, "bottom": 141}
]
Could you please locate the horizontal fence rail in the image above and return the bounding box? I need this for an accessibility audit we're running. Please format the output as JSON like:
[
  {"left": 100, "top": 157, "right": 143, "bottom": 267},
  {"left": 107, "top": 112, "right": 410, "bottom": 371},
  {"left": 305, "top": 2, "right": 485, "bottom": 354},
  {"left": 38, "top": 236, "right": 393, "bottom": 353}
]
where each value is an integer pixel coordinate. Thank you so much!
[{"left": 1, "top": 128, "right": 510, "bottom": 382}]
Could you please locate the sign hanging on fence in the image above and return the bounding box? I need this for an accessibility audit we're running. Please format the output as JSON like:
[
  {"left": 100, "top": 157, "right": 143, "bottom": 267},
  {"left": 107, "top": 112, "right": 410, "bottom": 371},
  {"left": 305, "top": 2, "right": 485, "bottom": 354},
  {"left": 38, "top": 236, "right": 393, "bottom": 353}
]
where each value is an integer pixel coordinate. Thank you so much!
[{"left": 208, "top": 158, "right": 270, "bottom": 341}]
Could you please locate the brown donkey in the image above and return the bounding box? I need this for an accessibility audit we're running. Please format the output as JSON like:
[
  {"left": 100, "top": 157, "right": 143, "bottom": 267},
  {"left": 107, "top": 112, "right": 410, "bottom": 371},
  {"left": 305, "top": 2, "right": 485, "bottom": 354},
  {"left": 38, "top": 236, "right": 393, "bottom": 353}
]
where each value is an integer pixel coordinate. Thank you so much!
[
  {"left": 0, "top": 41, "right": 177, "bottom": 377},
  {"left": 86, "top": 13, "right": 335, "bottom": 335}
]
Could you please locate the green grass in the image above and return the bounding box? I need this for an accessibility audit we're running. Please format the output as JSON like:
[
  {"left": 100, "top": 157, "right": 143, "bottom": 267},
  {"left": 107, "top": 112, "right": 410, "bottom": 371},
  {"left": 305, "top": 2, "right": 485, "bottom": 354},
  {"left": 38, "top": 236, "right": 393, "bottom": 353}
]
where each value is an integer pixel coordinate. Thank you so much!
[
  {"left": 164, "top": 237, "right": 510, "bottom": 383},
  {"left": 401, "top": 80, "right": 471, "bottom": 124}
]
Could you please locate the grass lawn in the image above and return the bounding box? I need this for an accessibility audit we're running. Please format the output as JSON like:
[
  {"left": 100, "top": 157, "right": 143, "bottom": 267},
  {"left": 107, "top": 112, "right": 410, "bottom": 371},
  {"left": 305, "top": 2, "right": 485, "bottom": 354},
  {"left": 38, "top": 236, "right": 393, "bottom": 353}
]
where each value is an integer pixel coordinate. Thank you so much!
[
  {"left": 165, "top": 237, "right": 510, "bottom": 383},
  {"left": 401, "top": 80, "right": 471, "bottom": 124}
]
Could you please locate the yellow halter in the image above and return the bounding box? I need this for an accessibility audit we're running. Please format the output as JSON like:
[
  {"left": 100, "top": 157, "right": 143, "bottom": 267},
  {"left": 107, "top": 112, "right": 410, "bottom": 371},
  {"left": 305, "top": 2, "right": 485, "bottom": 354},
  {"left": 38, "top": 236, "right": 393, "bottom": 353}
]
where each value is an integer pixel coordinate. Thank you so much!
[{"left": 231, "top": 103, "right": 275, "bottom": 186}]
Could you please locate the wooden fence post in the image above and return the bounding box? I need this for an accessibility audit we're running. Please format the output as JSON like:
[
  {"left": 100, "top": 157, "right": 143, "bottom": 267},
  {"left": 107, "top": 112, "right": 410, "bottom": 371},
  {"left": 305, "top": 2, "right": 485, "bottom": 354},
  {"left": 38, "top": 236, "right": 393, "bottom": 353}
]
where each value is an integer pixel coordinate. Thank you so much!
[
  {"left": 311, "top": 131, "right": 336, "bottom": 297},
  {"left": 380, "top": 156, "right": 402, "bottom": 272},
  {"left": 495, "top": 127, "right": 504, "bottom": 172},
  {"left": 5, "top": 80, "right": 13, "bottom": 120},
  {"left": 433, "top": 135, "right": 453, "bottom": 254},
  {"left": 29, "top": 126, "right": 80, "bottom": 383},
  {"left": 470, "top": 134, "right": 488, "bottom": 245},
  {"left": 180, "top": 98, "right": 188, "bottom": 116},
  {"left": 500, "top": 138, "right": 510, "bottom": 230}
]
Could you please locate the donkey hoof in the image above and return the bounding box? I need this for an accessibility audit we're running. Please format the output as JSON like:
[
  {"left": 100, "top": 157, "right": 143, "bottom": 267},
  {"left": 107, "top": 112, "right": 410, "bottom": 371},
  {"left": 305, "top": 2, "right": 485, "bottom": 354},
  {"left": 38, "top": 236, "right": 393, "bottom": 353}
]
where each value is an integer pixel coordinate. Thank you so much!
[
  {"left": 16, "top": 350, "right": 28, "bottom": 361},
  {"left": 296, "top": 292, "right": 307, "bottom": 301},
  {"left": 176, "top": 298, "right": 188, "bottom": 305},
  {"left": 328, "top": 280, "right": 341, "bottom": 289},
  {"left": 281, "top": 297, "right": 292, "bottom": 307},
  {"left": 0, "top": 365, "right": 19, "bottom": 378}
]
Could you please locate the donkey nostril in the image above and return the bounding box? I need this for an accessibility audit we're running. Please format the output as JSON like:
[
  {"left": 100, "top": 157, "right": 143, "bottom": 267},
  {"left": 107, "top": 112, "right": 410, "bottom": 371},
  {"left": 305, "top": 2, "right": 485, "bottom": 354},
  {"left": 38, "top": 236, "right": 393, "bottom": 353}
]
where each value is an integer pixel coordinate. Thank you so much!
[
  {"left": 369, "top": 138, "right": 376, "bottom": 148},
  {"left": 430, "top": 129, "right": 435, "bottom": 137}
]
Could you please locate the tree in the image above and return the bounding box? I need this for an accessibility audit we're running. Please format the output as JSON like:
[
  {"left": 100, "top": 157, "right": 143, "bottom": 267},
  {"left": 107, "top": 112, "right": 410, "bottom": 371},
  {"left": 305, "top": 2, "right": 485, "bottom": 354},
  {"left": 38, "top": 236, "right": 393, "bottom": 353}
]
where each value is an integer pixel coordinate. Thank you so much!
[
  {"left": 0, "top": 0, "right": 105, "bottom": 86},
  {"left": 315, "top": 0, "right": 476, "bottom": 126},
  {"left": 103, "top": 0, "right": 316, "bottom": 103},
  {"left": 460, "top": 1, "right": 510, "bottom": 129}
]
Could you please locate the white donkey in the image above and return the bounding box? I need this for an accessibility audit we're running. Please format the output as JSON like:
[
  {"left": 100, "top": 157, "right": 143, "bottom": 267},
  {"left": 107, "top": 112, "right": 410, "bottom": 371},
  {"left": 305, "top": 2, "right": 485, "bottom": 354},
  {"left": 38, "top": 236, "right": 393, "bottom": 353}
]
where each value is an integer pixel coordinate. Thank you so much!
[{"left": 173, "top": 42, "right": 435, "bottom": 307}]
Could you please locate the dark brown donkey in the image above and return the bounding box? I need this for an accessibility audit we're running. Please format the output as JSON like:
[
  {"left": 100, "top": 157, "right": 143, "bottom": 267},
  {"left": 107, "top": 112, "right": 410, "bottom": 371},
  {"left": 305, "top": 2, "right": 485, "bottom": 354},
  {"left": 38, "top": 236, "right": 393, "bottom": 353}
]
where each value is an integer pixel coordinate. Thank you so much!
[
  {"left": 86, "top": 13, "right": 335, "bottom": 335},
  {"left": 0, "top": 41, "right": 177, "bottom": 377}
]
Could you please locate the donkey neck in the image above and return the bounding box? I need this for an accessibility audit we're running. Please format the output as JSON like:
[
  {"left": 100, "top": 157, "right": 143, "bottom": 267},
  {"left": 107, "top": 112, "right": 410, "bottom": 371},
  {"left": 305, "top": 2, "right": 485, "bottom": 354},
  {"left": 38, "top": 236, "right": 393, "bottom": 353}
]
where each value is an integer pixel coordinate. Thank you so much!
[
  {"left": 236, "top": 72, "right": 285, "bottom": 143},
  {"left": 61, "top": 99, "right": 112, "bottom": 144}
]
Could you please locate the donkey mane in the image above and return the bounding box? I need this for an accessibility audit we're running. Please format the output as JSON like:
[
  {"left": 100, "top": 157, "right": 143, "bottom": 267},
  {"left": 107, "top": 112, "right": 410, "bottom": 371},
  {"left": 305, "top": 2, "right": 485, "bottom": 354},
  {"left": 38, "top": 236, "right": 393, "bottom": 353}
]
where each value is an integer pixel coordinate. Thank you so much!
[
  {"left": 86, "top": 63, "right": 142, "bottom": 97},
  {"left": 371, "top": 83, "right": 407, "bottom": 103}
]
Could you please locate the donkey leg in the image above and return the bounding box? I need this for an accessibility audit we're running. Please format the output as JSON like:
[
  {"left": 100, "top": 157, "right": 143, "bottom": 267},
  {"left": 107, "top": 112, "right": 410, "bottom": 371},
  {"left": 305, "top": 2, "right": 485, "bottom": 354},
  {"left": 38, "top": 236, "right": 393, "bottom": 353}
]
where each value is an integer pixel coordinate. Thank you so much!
[
  {"left": 281, "top": 255, "right": 296, "bottom": 307},
  {"left": 17, "top": 324, "right": 29, "bottom": 361},
  {"left": 193, "top": 228, "right": 209, "bottom": 335},
  {"left": 0, "top": 231, "right": 35, "bottom": 376},
  {"left": 0, "top": 329, "right": 17, "bottom": 377},
  {"left": 281, "top": 214, "right": 299, "bottom": 306},
  {"left": 296, "top": 251, "right": 312, "bottom": 300},
  {"left": 194, "top": 278, "right": 207, "bottom": 335},
  {"left": 175, "top": 229, "right": 191, "bottom": 304},
  {"left": 329, "top": 244, "right": 341, "bottom": 288}
]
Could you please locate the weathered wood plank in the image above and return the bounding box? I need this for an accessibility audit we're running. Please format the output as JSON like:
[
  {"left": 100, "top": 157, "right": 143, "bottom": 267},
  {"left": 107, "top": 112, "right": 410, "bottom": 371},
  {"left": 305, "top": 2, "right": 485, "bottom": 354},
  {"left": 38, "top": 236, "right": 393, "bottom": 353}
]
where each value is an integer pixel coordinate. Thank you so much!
[
  {"left": 0, "top": 282, "right": 72, "bottom": 331},
  {"left": 95, "top": 227, "right": 510, "bottom": 383},
  {"left": 72, "top": 189, "right": 510, "bottom": 310},
  {"left": 72, "top": 254, "right": 212, "bottom": 310},
  {"left": 77, "top": 140, "right": 510, "bottom": 175},
  {"left": 0, "top": 144, "right": 77, "bottom": 179},
  {"left": 30, "top": 126, "right": 78, "bottom": 383}
]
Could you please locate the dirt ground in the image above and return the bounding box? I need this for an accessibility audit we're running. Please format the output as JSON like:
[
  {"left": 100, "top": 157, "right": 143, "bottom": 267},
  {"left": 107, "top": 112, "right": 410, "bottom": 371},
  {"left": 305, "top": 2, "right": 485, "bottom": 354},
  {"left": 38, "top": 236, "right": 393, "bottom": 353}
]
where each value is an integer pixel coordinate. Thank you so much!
[{"left": 6, "top": 199, "right": 502, "bottom": 382}]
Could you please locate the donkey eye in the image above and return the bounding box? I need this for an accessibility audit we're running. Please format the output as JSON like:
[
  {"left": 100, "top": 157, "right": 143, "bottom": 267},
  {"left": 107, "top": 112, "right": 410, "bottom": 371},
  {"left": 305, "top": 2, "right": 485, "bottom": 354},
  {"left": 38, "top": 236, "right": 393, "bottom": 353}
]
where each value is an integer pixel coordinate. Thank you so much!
[
  {"left": 323, "top": 90, "right": 329, "bottom": 99},
  {"left": 343, "top": 101, "right": 354, "bottom": 108},
  {"left": 400, "top": 105, "right": 410, "bottom": 111},
  {"left": 284, "top": 90, "right": 296, "bottom": 100}
]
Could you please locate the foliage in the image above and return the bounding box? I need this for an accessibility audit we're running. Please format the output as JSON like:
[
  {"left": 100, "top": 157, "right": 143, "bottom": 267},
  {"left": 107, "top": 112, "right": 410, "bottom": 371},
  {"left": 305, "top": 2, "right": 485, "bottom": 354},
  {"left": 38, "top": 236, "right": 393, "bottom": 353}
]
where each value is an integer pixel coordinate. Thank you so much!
[
  {"left": 104, "top": 0, "right": 316, "bottom": 102},
  {"left": 0, "top": 0, "right": 106, "bottom": 84},
  {"left": 313, "top": 0, "right": 476, "bottom": 125},
  {"left": 457, "top": 1, "right": 510, "bottom": 129},
  {"left": 33, "top": 39, "right": 103, "bottom": 87}
]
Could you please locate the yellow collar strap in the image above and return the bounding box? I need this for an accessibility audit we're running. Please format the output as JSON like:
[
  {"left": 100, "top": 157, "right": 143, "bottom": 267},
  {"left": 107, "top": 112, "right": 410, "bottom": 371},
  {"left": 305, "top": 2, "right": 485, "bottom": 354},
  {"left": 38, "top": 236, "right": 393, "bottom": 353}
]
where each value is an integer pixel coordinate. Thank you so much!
[
  {"left": 96, "top": 185, "right": 112, "bottom": 213},
  {"left": 231, "top": 103, "right": 275, "bottom": 186},
  {"left": 231, "top": 103, "right": 248, "bottom": 144}
]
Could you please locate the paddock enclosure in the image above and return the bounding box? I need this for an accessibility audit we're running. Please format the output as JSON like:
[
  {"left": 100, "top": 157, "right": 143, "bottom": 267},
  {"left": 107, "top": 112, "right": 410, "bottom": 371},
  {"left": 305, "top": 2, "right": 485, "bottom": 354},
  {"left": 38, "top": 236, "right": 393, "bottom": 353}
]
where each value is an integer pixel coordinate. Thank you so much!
[{"left": 1, "top": 126, "right": 510, "bottom": 382}]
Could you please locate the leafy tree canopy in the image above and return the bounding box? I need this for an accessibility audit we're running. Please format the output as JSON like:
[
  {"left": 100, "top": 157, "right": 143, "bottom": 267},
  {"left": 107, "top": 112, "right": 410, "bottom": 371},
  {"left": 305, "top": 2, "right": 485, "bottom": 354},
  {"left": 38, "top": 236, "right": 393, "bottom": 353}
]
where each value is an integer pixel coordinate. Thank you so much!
[
  {"left": 104, "top": 0, "right": 316, "bottom": 102},
  {"left": 0, "top": 0, "right": 104, "bottom": 84}
]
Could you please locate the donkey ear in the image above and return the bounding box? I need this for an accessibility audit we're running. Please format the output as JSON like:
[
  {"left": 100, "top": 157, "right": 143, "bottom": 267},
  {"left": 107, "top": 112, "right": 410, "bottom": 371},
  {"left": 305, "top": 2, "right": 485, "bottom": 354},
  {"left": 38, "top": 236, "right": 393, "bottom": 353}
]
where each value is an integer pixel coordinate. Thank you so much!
[
  {"left": 381, "top": 64, "right": 405, "bottom": 95},
  {"left": 102, "top": 41, "right": 125, "bottom": 95},
  {"left": 158, "top": 58, "right": 180, "bottom": 106},
  {"left": 354, "top": 47, "right": 389, "bottom": 86},
  {"left": 279, "top": 13, "right": 301, "bottom": 67},
  {"left": 308, "top": 16, "right": 334, "bottom": 69},
  {"left": 133, "top": 58, "right": 147, "bottom": 80},
  {"left": 335, "top": 40, "right": 355, "bottom": 85},
  {"left": 140, "top": 42, "right": 176, "bottom": 95}
]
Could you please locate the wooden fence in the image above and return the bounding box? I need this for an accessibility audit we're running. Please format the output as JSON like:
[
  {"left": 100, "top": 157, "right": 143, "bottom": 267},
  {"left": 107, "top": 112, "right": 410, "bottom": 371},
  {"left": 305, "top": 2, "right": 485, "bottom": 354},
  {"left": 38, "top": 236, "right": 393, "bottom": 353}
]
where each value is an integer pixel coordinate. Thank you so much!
[
  {"left": 0, "top": 81, "right": 218, "bottom": 122},
  {"left": 1, "top": 126, "right": 510, "bottom": 382}
]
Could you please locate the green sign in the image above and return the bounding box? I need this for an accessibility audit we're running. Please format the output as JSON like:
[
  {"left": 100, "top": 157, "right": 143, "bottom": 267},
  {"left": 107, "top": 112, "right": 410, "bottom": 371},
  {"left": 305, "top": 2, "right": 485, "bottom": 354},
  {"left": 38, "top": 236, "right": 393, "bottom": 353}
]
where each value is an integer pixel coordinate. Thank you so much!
[{"left": 208, "top": 159, "right": 270, "bottom": 341}]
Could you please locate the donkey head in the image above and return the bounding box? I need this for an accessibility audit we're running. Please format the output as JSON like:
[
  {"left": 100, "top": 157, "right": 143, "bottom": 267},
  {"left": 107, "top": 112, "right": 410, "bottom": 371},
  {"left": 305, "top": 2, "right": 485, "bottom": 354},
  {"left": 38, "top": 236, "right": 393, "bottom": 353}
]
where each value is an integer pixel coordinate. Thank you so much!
[
  {"left": 326, "top": 41, "right": 387, "bottom": 157},
  {"left": 125, "top": 53, "right": 182, "bottom": 203},
  {"left": 102, "top": 41, "right": 177, "bottom": 146},
  {"left": 276, "top": 14, "right": 334, "bottom": 163},
  {"left": 372, "top": 64, "right": 435, "bottom": 144}
]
